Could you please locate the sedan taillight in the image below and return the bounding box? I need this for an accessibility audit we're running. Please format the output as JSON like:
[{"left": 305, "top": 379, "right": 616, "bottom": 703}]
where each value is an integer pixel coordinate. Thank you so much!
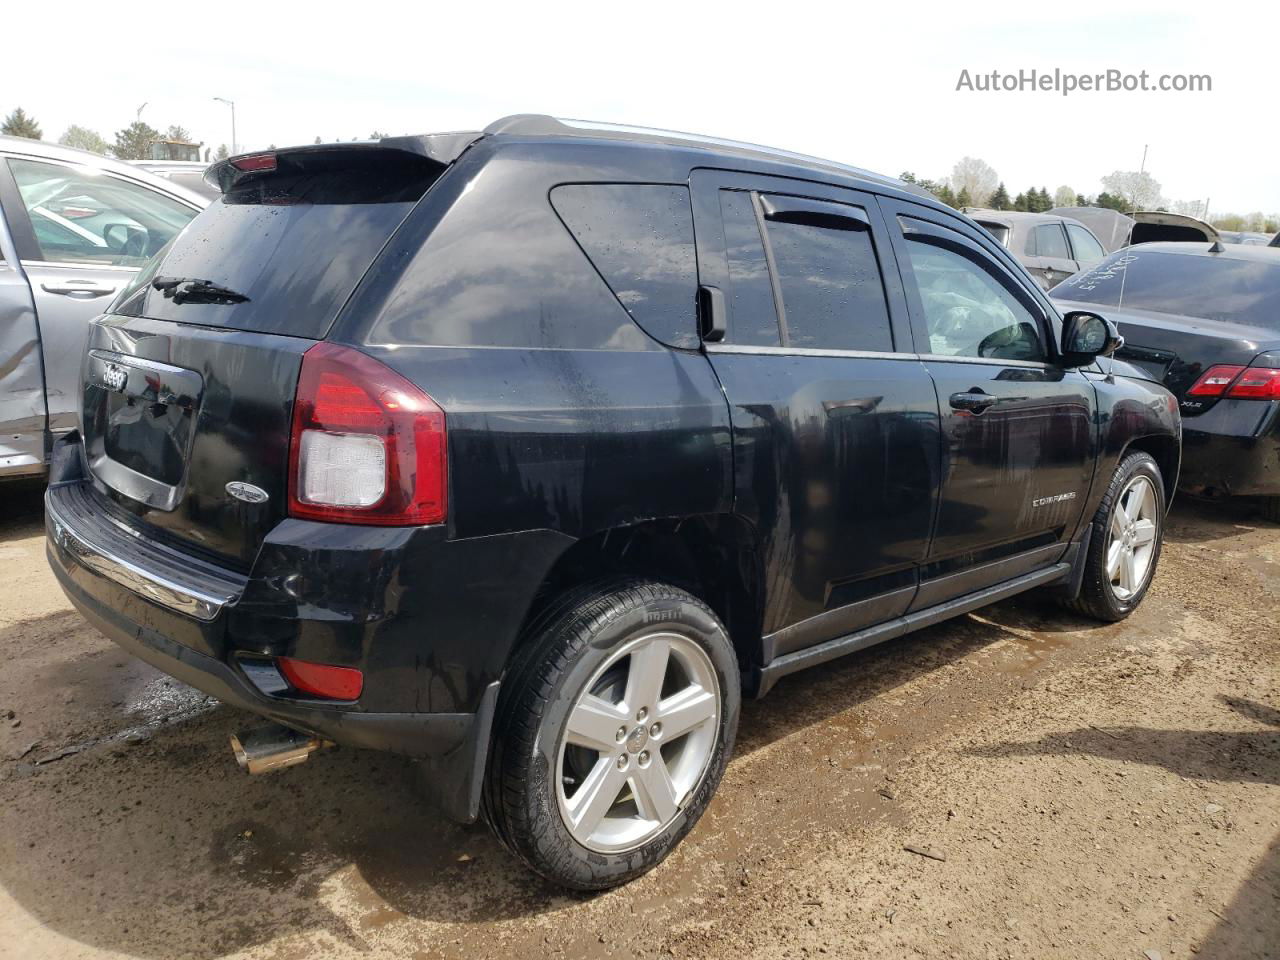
[
  {"left": 1186, "top": 363, "right": 1280, "bottom": 400},
  {"left": 288, "top": 343, "right": 446, "bottom": 525},
  {"left": 1186, "top": 365, "right": 1246, "bottom": 396},
  {"left": 1227, "top": 367, "right": 1280, "bottom": 399}
]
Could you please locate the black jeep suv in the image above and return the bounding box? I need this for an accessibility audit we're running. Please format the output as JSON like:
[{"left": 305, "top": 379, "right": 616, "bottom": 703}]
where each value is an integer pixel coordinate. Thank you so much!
[{"left": 46, "top": 116, "right": 1180, "bottom": 889}]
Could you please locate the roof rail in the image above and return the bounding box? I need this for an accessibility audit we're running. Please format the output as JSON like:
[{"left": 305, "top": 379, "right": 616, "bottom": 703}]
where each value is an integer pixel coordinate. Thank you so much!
[{"left": 482, "top": 114, "right": 931, "bottom": 199}]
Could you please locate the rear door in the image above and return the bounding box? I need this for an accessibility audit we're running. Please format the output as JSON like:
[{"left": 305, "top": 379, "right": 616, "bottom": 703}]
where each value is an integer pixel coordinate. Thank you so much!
[
  {"left": 691, "top": 170, "right": 940, "bottom": 658},
  {"left": 1064, "top": 222, "right": 1106, "bottom": 271},
  {"left": 881, "top": 199, "right": 1096, "bottom": 605},
  {"left": 0, "top": 154, "right": 201, "bottom": 436}
]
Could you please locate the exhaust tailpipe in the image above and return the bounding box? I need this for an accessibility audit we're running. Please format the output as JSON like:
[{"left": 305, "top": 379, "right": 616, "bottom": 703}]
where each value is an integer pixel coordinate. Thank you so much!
[{"left": 230, "top": 724, "right": 332, "bottom": 775}]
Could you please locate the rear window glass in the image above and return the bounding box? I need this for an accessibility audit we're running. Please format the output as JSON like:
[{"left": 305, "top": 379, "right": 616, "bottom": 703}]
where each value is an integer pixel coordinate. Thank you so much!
[
  {"left": 719, "top": 190, "right": 781, "bottom": 346},
  {"left": 551, "top": 183, "right": 698, "bottom": 349},
  {"left": 1034, "top": 223, "right": 1070, "bottom": 259},
  {"left": 762, "top": 203, "right": 893, "bottom": 352},
  {"left": 110, "top": 149, "right": 441, "bottom": 339},
  {"left": 1052, "top": 250, "right": 1280, "bottom": 328},
  {"left": 976, "top": 221, "right": 1010, "bottom": 246}
]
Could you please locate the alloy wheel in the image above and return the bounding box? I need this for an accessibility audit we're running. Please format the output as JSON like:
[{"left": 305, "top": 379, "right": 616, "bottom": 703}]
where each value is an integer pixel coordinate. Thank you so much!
[
  {"left": 1106, "top": 474, "right": 1159, "bottom": 600},
  {"left": 555, "top": 631, "right": 720, "bottom": 853}
]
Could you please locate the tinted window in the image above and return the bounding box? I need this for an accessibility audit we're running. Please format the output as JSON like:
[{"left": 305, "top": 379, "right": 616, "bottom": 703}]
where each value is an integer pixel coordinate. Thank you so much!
[
  {"left": 903, "top": 234, "right": 1046, "bottom": 361},
  {"left": 718, "top": 190, "right": 780, "bottom": 346},
  {"left": 1034, "top": 223, "right": 1070, "bottom": 259},
  {"left": 1065, "top": 223, "right": 1105, "bottom": 264},
  {"left": 9, "top": 158, "right": 197, "bottom": 266},
  {"left": 552, "top": 184, "right": 698, "bottom": 349},
  {"left": 110, "top": 149, "right": 438, "bottom": 338},
  {"left": 1052, "top": 250, "right": 1280, "bottom": 328},
  {"left": 975, "top": 221, "right": 1010, "bottom": 247},
  {"left": 762, "top": 204, "right": 892, "bottom": 351}
]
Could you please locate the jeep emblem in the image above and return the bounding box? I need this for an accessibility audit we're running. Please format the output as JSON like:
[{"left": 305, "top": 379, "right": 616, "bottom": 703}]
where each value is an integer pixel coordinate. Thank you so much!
[
  {"left": 226, "top": 481, "right": 269, "bottom": 505},
  {"left": 102, "top": 363, "right": 128, "bottom": 393}
]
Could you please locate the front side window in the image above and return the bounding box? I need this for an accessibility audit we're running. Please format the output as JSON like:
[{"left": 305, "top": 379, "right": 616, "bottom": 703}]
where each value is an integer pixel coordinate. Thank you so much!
[
  {"left": 551, "top": 183, "right": 698, "bottom": 348},
  {"left": 8, "top": 158, "right": 197, "bottom": 266},
  {"left": 762, "top": 202, "right": 893, "bottom": 351},
  {"left": 903, "top": 233, "right": 1046, "bottom": 362},
  {"left": 1066, "top": 223, "right": 1105, "bottom": 265},
  {"left": 1033, "top": 223, "right": 1070, "bottom": 259}
]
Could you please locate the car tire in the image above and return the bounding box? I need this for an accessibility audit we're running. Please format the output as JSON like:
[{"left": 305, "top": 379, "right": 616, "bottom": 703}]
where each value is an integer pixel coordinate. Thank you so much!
[
  {"left": 1067, "top": 451, "right": 1165, "bottom": 622},
  {"left": 483, "top": 578, "right": 739, "bottom": 890}
]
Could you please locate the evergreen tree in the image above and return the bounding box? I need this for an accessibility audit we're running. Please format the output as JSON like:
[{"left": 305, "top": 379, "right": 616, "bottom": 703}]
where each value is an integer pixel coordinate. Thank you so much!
[
  {"left": 113, "top": 121, "right": 160, "bottom": 160},
  {"left": 165, "top": 124, "right": 193, "bottom": 142},
  {"left": 1038, "top": 187, "right": 1054, "bottom": 212},
  {"left": 987, "top": 182, "right": 1011, "bottom": 210},
  {"left": 1094, "top": 191, "right": 1127, "bottom": 212},
  {"left": 1, "top": 107, "right": 42, "bottom": 139},
  {"left": 1013, "top": 192, "right": 1029, "bottom": 212},
  {"left": 955, "top": 187, "right": 973, "bottom": 208},
  {"left": 934, "top": 184, "right": 957, "bottom": 207},
  {"left": 214, "top": 143, "right": 229, "bottom": 160},
  {"left": 1076, "top": 193, "right": 1088, "bottom": 206}
]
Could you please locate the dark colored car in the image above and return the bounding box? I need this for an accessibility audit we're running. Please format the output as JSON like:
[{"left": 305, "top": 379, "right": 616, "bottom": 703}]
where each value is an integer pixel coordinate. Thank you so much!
[
  {"left": 46, "top": 116, "right": 1179, "bottom": 890},
  {"left": 1052, "top": 242, "right": 1280, "bottom": 518}
]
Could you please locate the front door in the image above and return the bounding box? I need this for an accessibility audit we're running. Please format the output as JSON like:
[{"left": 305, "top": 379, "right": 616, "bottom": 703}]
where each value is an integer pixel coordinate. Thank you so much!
[
  {"left": 881, "top": 200, "right": 1096, "bottom": 605},
  {"left": 0, "top": 155, "right": 200, "bottom": 434},
  {"left": 691, "top": 170, "right": 941, "bottom": 658}
]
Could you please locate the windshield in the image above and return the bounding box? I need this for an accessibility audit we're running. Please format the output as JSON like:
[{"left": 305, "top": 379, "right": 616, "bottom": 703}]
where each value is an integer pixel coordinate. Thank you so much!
[{"left": 1051, "top": 249, "right": 1280, "bottom": 328}]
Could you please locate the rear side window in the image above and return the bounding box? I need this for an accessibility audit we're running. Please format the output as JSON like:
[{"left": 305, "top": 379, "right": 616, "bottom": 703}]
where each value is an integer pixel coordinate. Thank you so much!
[
  {"left": 110, "top": 149, "right": 442, "bottom": 339},
  {"left": 718, "top": 190, "right": 781, "bottom": 346},
  {"left": 1033, "top": 223, "right": 1070, "bottom": 259},
  {"left": 976, "top": 221, "right": 1010, "bottom": 247},
  {"left": 761, "top": 200, "right": 893, "bottom": 351},
  {"left": 551, "top": 183, "right": 698, "bottom": 349}
]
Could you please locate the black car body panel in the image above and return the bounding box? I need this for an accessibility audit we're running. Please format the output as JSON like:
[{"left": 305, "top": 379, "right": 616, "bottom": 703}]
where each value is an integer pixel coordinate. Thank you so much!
[
  {"left": 1053, "top": 243, "right": 1280, "bottom": 497},
  {"left": 47, "top": 117, "right": 1180, "bottom": 823}
]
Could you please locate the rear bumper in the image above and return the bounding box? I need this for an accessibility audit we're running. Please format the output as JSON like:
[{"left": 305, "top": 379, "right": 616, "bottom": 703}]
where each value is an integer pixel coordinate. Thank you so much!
[
  {"left": 44, "top": 437, "right": 572, "bottom": 822},
  {"left": 1179, "top": 400, "right": 1280, "bottom": 498}
]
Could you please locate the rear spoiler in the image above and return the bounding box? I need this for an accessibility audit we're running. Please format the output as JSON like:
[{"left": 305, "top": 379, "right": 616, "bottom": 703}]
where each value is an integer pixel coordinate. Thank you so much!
[{"left": 205, "top": 131, "right": 482, "bottom": 194}]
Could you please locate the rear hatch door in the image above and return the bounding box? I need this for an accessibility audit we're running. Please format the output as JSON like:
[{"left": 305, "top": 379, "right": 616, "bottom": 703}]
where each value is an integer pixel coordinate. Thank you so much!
[{"left": 81, "top": 140, "right": 469, "bottom": 569}]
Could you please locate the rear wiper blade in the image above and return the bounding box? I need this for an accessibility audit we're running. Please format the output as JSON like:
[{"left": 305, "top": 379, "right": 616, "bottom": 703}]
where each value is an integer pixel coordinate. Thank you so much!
[{"left": 152, "top": 276, "right": 250, "bottom": 305}]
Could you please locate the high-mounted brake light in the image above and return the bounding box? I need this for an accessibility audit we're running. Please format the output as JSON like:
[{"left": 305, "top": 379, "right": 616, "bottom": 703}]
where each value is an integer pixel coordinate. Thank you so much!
[
  {"left": 231, "top": 153, "right": 277, "bottom": 173},
  {"left": 1227, "top": 366, "right": 1280, "bottom": 399},
  {"left": 1186, "top": 365, "right": 1246, "bottom": 397},
  {"left": 288, "top": 342, "right": 446, "bottom": 525},
  {"left": 278, "top": 657, "right": 364, "bottom": 700}
]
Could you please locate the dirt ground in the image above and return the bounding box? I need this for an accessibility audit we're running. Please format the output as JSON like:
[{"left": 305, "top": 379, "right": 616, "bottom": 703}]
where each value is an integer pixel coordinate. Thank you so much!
[{"left": 0, "top": 483, "right": 1276, "bottom": 960}]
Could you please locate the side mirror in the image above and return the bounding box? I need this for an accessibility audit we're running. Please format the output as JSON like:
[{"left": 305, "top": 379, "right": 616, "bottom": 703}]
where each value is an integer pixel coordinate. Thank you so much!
[
  {"left": 1061, "top": 311, "right": 1123, "bottom": 367},
  {"left": 103, "top": 223, "right": 150, "bottom": 257}
]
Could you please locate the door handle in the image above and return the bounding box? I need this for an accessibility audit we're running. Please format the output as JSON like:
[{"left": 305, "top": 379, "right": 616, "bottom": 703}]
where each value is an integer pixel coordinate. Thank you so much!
[
  {"left": 949, "top": 389, "right": 999, "bottom": 414},
  {"left": 40, "top": 280, "right": 118, "bottom": 298}
]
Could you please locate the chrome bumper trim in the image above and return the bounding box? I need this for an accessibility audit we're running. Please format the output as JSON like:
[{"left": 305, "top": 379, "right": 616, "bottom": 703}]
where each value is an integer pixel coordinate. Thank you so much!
[{"left": 46, "top": 489, "right": 234, "bottom": 621}]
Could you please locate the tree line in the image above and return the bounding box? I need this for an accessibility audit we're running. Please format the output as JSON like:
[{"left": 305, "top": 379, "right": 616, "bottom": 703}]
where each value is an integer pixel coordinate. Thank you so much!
[
  {"left": 2, "top": 106, "right": 231, "bottom": 162},
  {"left": 904, "top": 156, "right": 1278, "bottom": 234}
]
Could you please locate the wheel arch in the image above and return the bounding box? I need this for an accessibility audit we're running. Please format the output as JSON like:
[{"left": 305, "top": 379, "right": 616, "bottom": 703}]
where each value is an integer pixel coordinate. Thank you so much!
[
  {"left": 509, "top": 514, "right": 765, "bottom": 680},
  {"left": 1122, "top": 433, "right": 1180, "bottom": 509}
]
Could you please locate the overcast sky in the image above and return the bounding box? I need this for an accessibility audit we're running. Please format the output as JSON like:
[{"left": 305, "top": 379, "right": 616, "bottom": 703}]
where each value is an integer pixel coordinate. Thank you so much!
[{"left": 7, "top": 1, "right": 1277, "bottom": 213}]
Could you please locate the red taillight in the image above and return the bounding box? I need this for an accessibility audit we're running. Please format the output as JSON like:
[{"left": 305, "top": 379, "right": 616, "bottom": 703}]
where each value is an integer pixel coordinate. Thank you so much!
[
  {"left": 288, "top": 342, "right": 446, "bottom": 525},
  {"left": 278, "top": 657, "right": 364, "bottom": 700},
  {"left": 1227, "top": 367, "right": 1280, "bottom": 399},
  {"left": 1186, "top": 365, "right": 1246, "bottom": 397},
  {"left": 231, "top": 153, "right": 277, "bottom": 172}
]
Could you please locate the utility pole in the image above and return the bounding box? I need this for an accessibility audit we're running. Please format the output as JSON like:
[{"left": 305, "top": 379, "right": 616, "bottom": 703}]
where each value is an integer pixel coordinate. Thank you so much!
[{"left": 213, "top": 97, "right": 237, "bottom": 155}]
